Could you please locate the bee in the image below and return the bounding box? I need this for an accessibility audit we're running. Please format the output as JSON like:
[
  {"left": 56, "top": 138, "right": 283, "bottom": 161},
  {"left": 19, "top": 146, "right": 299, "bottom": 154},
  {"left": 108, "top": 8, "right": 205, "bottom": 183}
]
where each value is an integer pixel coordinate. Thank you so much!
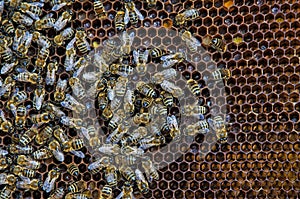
[
  {"left": 132, "top": 113, "right": 152, "bottom": 125},
  {"left": 16, "top": 155, "right": 41, "bottom": 169},
  {"left": 12, "top": 27, "right": 26, "bottom": 52},
  {"left": 67, "top": 181, "right": 86, "bottom": 193},
  {"left": 0, "top": 148, "right": 8, "bottom": 157},
  {"left": 114, "top": 10, "right": 126, "bottom": 32},
  {"left": 2, "top": 20, "right": 15, "bottom": 36},
  {"left": 0, "top": 173, "right": 16, "bottom": 186},
  {"left": 121, "top": 126, "right": 148, "bottom": 146},
  {"left": 182, "top": 104, "right": 207, "bottom": 117},
  {"left": 43, "top": 168, "right": 61, "bottom": 193},
  {"left": 54, "top": 10, "right": 73, "bottom": 31},
  {"left": 45, "top": 61, "right": 58, "bottom": 86},
  {"left": 33, "top": 85, "right": 45, "bottom": 110},
  {"left": 68, "top": 77, "right": 86, "bottom": 100},
  {"left": 180, "top": 29, "right": 201, "bottom": 52},
  {"left": 142, "top": 158, "right": 159, "bottom": 182},
  {"left": 161, "top": 52, "right": 185, "bottom": 68},
  {"left": 160, "top": 91, "right": 173, "bottom": 107},
  {"left": 113, "top": 77, "right": 127, "bottom": 97},
  {"left": 6, "top": 90, "right": 28, "bottom": 110},
  {"left": 187, "top": 79, "right": 200, "bottom": 96},
  {"left": 51, "top": 0, "right": 74, "bottom": 11},
  {"left": 43, "top": 103, "right": 66, "bottom": 117},
  {"left": 0, "top": 42, "right": 13, "bottom": 63},
  {"left": 32, "top": 148, "right": 53, "bottom": 160},
  {"left": 116, "top": 181, "right": 134, "bottom": 199},
  {"left": 35, "top": 14, "right": 55, "bottom": 30},
  {"left": 61, "top": 94, "right": 86, "bottom": 113},
  {"left": 114, "top": 155, "right": 138, "bottom": 166},
  {"left": 105, "top": 165, "right": 118, "bottom": 187},
  {"left": 123, "top": 90, "right": 135, "bottom": 116},
  {"left": 141, "top": 96, "right": 153, "bottom": 109},
  {"left": 138, "top": 134, "right": 165, "bottom": 150},
  {"left": 151, "top": 68, "right": 177, "bottom": 84},
  {"left": 121, "top": 145, "right": 144, "bottom": 156},
  {"left": 1, "top": 60, "right": 18, "bottom": 75},
  {"left": 136, "top": 81, "right": 157, "bottom": 98},
  {"left": 19, "top": 2, "right": 43, "bottom": 20},
  {"left": 208, "top": 116, "right": 228, "bottom": 143},
  {"left": 19, "top": 125, "right": 38, "bottom": 146},
  {"left": 210, "top": 38, "right": 226, "bottom": 52},
  {"left": 0, "top": 185, "right": 15, "bottom": 199},
  {"left": 0, "top": 77, "right": 15, "bottom": 98},
  {"left": 60, "top": 116, "right": 85, "bottom": 130},
  {"left": 167, "top": 115, "right": 180, "bottom": 140},
  {"left": 106, "top": 123, "right": 129, "bottom": 144},
  {"left": 54, "top": 78, "right": 68, "bottom": 102},
  {"left": 16, "top": 177, "right": 41, "bottom": 191},
  {"left": 175, "top": 8, "right": 200, "bottom": 26},
  {"left": 108, "top": 109, "right": 125, "bottom": 130},
  {"left": 13, "top": 105, "right": 28, "bottom": 130},
  {"left": 0, "top": 110, "right": 13, "bottom": 133},
  {"left": 53, "top": 126, "right": 68, "bottom": 143},
  {"left": 62, "top": 138, "right": 85, "bottom": 158},
  {"left": 98, "top": 144, "right": 120, "bottom": 155},
  {"left": 211, "top": 68, "right": 231, "bottom": 80},
  {"left": 124, "top": 0, "right": 144, "bottom": 25},
  {"left": 32, "top": 31, "right": 51, "bottom": 49},
  {"left": 35, "top": 125, "right": 53, "bottom": 145},
  {"left": 12, "top": 12, "right": 34, "bottom": 26},
  {"left": 0, "top": 157, "right": 12, "bottom": 170},
  {"left": 110, "top": 64, "right": 134, "bottom": 77},
  {"left": 94, "top": 0, "right": 106, "bottom": 19},
  {"left": 101, "top": 105, "right": 113, "bottom": 121},
  {"left": 184, "top": 120, "right": 210, "bottom": 135},
  {"left": 146, "top": 0, "right": 157, "bottom": 8},
  {"left": 160, "top": 80, "right": 184, "bottom": 97},
  {"left": 13, "top": 72, "right": 40, "bottom": 84},
  {"left": 135, "top": 168, "right": 149, "bottom": 194},
  {"left": 65, "top": 191, "right": 91, "bottom": 199},
  {"left": 150, "top": 47, "right": 167, "bottom": 58},
  {"left": 72, "top": 57, "right": 89, "bottom": 77},
  {"left": 133, "top": 49, "right": 149, "bottom": 74},
  {"left": 35, "top": 47, "right": 50, "bottom": 72},
  {"left": 100, "top": 185, "right": 113, "bottom": 199},
  {"left": 53, "top": 27, "right": 74, "bottom": 46},
  {"left": 86, "top": 125, "right": 100, "bottom": 148},
  {"left": 88, "top": 156, "right": 110, "bottom": 174},
  {"left": 10, "top": 165, "right": 36, "bottom": 178},
  {"left": 31, "top": 112, "right": 55, "bottom": 125},
  {"left": 67, "top": 164, "right": 79, "bottom": 178},
  {"left": 120, "top": 31, "right": 135, "bottom": 55},
  {"left": 68, "top": 29, "right": 91, "bottom": 54},
  {"left": 49, "top": 187, "right": 65, "bottom": 199},
  {"left": 8, "top": 144, "right": 34, "bottom": 155},
  {"left": 48, "top": 139, "right": 64, "bottom": 162}
]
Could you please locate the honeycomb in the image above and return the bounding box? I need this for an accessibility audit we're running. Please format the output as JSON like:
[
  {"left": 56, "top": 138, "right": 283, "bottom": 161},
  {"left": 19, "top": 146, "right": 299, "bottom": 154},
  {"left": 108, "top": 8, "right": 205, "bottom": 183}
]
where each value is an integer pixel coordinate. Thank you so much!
[{"left": 0, "top": 0, "right": 299, "bottom": 198}]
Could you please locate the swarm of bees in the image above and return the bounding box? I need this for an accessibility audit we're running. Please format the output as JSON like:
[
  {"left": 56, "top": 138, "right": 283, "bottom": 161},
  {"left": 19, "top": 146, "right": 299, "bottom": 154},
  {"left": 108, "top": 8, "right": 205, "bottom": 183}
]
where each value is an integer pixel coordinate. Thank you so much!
[{"left": 0, "top": 0, "right": 231, "bottom": 198}]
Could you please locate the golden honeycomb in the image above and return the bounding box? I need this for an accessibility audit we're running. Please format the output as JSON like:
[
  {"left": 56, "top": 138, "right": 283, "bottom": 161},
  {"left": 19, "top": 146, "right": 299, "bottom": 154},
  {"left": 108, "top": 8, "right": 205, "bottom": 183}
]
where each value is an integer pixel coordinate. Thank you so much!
[{"left": 0, "top": 0, "right": 299, "bottom": 198}]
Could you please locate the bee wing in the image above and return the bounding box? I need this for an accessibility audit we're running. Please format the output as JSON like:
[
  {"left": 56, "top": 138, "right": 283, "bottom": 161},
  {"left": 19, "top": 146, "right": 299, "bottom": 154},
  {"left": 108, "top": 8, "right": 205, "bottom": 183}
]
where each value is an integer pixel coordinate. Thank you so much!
[
  {"left": 0, "top": 0, "right": 4, "bottom": 13},
  {"left": 134, "top": 7, "right": 144, "bottom": 20},
  {"left": 1, "top": 63, "right": 14, "bottom": 74},
  {"left": 52, "top": 3, "right": 66, "bottom": 11},
  {"left": 143, "top": 50, "right": 149, "bottom": 62},
  {"left": 34, "top": 94, "right": 44, "bottom": 111},
  {"left": 25, "top": 11, "right": 40, "bottom": 20},
  {"left": 83, "top": 38, "right": 91, "bottom": 51},
  {"left": 133, "top": 50, "right": 139, "bottom": 63},
  {"left": 0, "top": 173, "right": 7, "bottom": 184},
  {"left": 53, "top": 148, "right": 65, "bottom": 162},
  {"left": 66, "top": 37, "right": 76, "bottom": 50},
  {"left": 116, "top": 192, "right": 124, "bottom": 199},
  {"left": 124, "top": 9, "right": 130, "bottom": 25},
  {"left": 28, "top": 2, "right": 44, "bottom": 7},
  {"left": 70, "top": 150, "right": 85, "bottom": 158},
  {"left": 79, "top": 127, "right": 90, "bottom": 140}
]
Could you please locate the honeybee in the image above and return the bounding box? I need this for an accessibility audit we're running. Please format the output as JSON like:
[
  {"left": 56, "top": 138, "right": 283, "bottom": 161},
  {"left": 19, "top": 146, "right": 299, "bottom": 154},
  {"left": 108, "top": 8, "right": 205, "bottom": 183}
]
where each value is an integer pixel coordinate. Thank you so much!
[
  {"left": 114, "top": 155, "right": 138, "bottom": 166},
  {"left": 12, "top": 12, "right": 34, "bottom": 26},
  {"left": 65, "top": 191, "right": 91, "bottom": 199},
  {"left": 210, "top": 38, "right": 226, "bottom": 52},
  {"left": 86, "top": 126, "right": 100, "bottom": 148},
  {"left": 32, "top": 147, "right": 53, "bottom": 160},
  {"left": 114, "top": 10, "right": 126, "bottom": 32},
  {"left": 43, "top": 168, "right": 61, "bottom": 193},
  {"left": 8, "top": 144, "right": 34, "bottom": 155},
  {"left": 54, "top": 78, "right": 68, "bottom": 102},
  {"left": 161, "top": 52, "right": 185, "bottom": 68},
  {"left": 12, "top": 27, "right": 26, "bottom": 51},
  {"left": 61, "top": 94, "right": 86, "bottom": 113},
  {"left": 33, "top": 85, "right": 45, "bottom": 110},
  {"left": 111, "top": 64, "right": 134, "bottom": 77},
  {"left": 101, "top": 105, "right": 113, "bottom": 121},
  {"left": 120, "top": 31, "right": 134, "bottom": 55},
  {"left": 16, "top": 155, "right": 41, "bottom": 169},
  {"left": 208, "top": 116, "right": 228, "bottom": 143},
  {"left": 175, "top": 8, "right": 200, "bottom": 26},
  {"left": 35, "top": 14, "right": 55, "bottom": 30},
  {"left": 49, "top": 139, "right": 65, "bottom": 162},
  {"left": 13, "top": 105, "right": 28, "bottom": 130},
  {"left": 67, "top": 181, "right": 86, "bottom": 193},
  {"left": 108, "top": 109, "right": 125, "bottom": 130},
  {"left": 68, "top": 29, "right": 91, "bottom": 54},
  {"left": 32, "top": 31, "right": 51, "bottom": 49},
  {"left": 94, "top": 0, "right": 106, "bottom": 19},
  {"left": 184, "top": 120, "right": 210, "bottom": 135},
  {"left": 211, "top": 68, "right": 231, "bottom": 80},
  {"left": 142, "top": 158, "right": 159, "bottom": 182},
  {"left": 182, "top": 104, "right": 207, "bottom": 117},
  {"left": 45, "top": 61, "right": 58, "bottom": 85},
  {"left": 132, "top": 113, "right": 152, "bottom": 125},
  {"left": 13, "top": 71, "right": 40, "bottom": 84},
  {"left": 54, "top": 10, "right": 72, "bottom": 31},
  {"left": 62, "top": 138, "right": 85, "bottom": 158},
  {"left": 106, "top": 123, "right": 129, "bottom": 144},
  {"left": 124, "top": 0, "right": 144, "bottom": 25},
  {"left": 123, "top": 90, "right": 135, "bottom": 116},
  {"left": 100, "top": 185, "right": 113, "bottom": 199},
  {"left": 121, "top": 145, "right": 144, "bottom": 156},
  {"left": 0, "top": 76, "right": 15, "bottom": 98},
  {"left": 151, "top": 68, "right": 177, "bottom": 84},
  {"left": 105, "top": 165, "right": 118, "bottom": 187},
  {"left": 0, "top": 148, "right": 8, "bottom": 157},
  {"left": 35, "top": 125, "right": 53, "bottom": 145},
  {"left": 43, "top": 103, "right": 66, "bottom": 117},
  {"left": 72, "top": 57, "right": 89, "bottom": 78},
  {"left": 133, "top": 49, "right": 149, "bottom": 74},
  {"left": 0, "top": 42, "right": 13, "bottom": 63},
  {"left": 54, "top": 27, "right": 74, "bottom": 46},
  {"left": 2, "top": 20, "right": 15, "bottom": 36},
  {"left": 69, "top": 77, "right": 86, "bottom": 100},
  {"left": 0, "top": 110, "right": 13, "bottom": 133},
  {"left": 35, "top": 47, "right": 50, "bottom": 72},
  {"left": 0, "top": 0, "right": 4, "bottom": 22},
  {"left": 141, "top": 96, "right": 154, "bottom": 109},
  {"left": 6, "top": 90, "right": 28, "bottom": 109},
  {"left": 67, "top": 164, "right": 79, "bottom": 178},
  {"left": 0, "top": 157, "right": 12, "bottom": 170},
  {"left": 1, "top": 60, "right": 18, "bottom": 75},
  {"left": 138, "top": 134, "right": 165, "bottom": 150},
  {"left": 135, "top": 168, "right": 149, "bottom": 194},
  {"left": 187, "top": 79, "right": 200, "bottom": 96},
  {"left": 51, "top": 0, "right": 74, "bottom": 11},
  {"left": 121, "top": 126, "right": 148, "bottom": 146},
  {"left": 167, "top": 115, "right": 180, "bottom": 140},
  {"left": 180, "top": 29, "right": 201, "bottom": 52},
  {"left": 19, "top": 2, "right": 43, "bottom": 20},
  {"left": 88, "top": 156, "right": 110, "bottom": 174},
  {"left": 0, "top": 173, "right": 16, "bottom": 186},
  {"left": 53, "top": 126, "right": 68, "bottom": 143},
  {"left": 116, "top": 181, "right": 134, "bottom": 199},
  {"left": 17, "top": 177, "right": 41, "bottom": 191},
  {"left": 136, "top": 81, "right": 157, "bottom": 98},
  {"left": 49, "top": 187, "right": 65, "bottom": 199},
  {"left": 10, "top": 165, "right": 36, "bottom": 178},
  {"left": 160, "top": 91, "right": 173, "bottom": 107},
  {"left": 0, "top": 185, "right": 15, "bottom": 199},
  {"left": 19, "top": 125, "right": 38, "bottom": 146},
  {"left": 98, "top": 144, "right": 120, "bottom": 155},
  {"left": 64, "top": 48, "right": 76, "bottom": 71},
  {"left": 160, "top": 80, "right": 183, "bottom": 97},
  {"left": 150, "top": 47, "right": 167, "bottom": 58},
  {"left": 31, "top": 112, "right": 55, "bottom": 125}
]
